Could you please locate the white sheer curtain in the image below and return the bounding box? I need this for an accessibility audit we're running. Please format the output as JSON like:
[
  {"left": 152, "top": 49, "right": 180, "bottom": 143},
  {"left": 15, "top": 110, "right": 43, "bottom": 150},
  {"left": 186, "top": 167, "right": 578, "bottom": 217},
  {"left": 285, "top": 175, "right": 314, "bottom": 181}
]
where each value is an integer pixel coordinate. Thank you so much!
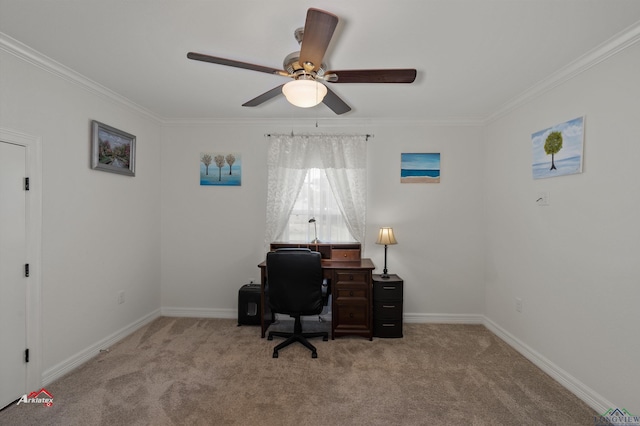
[{"left": 265, "top": 134, "right": 367, "bottom": 248}]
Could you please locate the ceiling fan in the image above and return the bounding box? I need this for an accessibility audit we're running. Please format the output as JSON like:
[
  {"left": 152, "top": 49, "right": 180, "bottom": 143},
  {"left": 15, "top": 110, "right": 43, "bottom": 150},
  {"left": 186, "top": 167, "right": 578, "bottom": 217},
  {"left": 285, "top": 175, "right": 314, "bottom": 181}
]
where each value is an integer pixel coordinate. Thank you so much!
[{"left": 187, "top": 8, "right": 417, "bottom": 115}]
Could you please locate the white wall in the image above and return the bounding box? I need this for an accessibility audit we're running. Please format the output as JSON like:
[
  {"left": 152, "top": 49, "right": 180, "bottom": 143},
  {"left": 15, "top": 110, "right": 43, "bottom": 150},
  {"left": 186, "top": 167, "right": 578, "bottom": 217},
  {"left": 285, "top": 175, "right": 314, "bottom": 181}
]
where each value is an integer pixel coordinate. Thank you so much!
[
  {"left": 0, "top": 47, "right": 162, "bottom": 376},
  {"left": 483, "top": 42, "right": 640, "bottom": 412},
  {"left": 160, "top": 124, "right": 269, "bottom": 315},
  {"left": 160, "top": 122, "right": 486, "bottom": 318}
]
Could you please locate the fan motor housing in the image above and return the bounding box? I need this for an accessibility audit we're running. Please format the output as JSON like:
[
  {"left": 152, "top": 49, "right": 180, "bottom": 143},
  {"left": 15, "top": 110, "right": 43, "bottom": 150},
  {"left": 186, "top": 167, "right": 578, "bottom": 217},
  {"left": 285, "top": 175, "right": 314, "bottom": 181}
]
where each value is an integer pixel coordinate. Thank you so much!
[{"left": 283, "top": 51, "right": 327, "bottom": 79}]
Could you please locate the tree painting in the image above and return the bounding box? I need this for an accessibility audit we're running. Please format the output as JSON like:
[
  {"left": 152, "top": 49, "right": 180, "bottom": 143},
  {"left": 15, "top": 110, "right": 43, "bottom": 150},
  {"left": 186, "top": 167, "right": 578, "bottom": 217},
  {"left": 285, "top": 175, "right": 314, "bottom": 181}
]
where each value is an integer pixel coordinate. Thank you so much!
[
  {"left": 201, "top": 154, "right": 212, "bottom": 175},
  {"left": 544, "top": 131, "right": 563, "bottom": 170},
  {"left": 98, "top": 134, "right": 131, "bottom": 167},
  {"left": 226, "top": 154, "right": 235, "bottom": 175},
  {"left": 532, "top": 116, "right": 584, "bottom": 179},
  {"left": 91, "top": 122, "right": 136, "bottom": 176},
  {"left": 200, "top": 152, "right": 242, "bottom": 186}
]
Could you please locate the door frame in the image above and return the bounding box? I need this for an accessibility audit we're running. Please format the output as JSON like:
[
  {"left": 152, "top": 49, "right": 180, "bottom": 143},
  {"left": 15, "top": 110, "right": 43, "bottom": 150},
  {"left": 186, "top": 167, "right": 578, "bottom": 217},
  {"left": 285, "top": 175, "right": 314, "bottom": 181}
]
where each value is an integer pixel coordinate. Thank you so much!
[{"left": 0, "top": 128, "right": 42, "bottom": 393}]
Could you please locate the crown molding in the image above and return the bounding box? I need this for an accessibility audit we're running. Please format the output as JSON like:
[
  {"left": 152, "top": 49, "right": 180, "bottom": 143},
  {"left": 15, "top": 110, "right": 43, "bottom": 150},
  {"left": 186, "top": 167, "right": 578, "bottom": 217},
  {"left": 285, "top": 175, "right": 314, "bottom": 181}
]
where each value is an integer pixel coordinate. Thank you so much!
[
  {"left": 0, "top": 32, "right": 162, "bottom": 124},
  {"left": 486, "top": 20, "right": 640, "bottom": 124},
  {"left": 161, "top": 116, "right": 485, "bottom": 128}
]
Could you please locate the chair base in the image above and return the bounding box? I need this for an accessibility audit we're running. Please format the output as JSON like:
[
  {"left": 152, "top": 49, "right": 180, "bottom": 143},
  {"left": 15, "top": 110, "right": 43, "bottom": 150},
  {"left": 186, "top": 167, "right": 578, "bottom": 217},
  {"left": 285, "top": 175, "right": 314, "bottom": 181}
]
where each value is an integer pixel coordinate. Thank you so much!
[{"left": 268, "top": 316, "right": 328, "bottom": 358}]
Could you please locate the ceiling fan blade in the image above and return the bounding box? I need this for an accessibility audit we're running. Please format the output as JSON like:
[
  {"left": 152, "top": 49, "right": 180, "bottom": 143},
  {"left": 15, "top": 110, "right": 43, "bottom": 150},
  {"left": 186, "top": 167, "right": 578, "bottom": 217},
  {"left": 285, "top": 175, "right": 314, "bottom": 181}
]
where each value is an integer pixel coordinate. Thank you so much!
[
  {"left": 187, "top": 52, "right": 287, "bottom": 76},
  {"left": 327, "top": 69, "right": 417, "bottom": 83},
  {"left": 242, "top": 84, "right": 285, "bottom": 107},
  {"left": 322, "top": 86, "right": 351, "bottom": 115},
  {"left": 299, "top": 8, "right": 338, "bottom": 72}
]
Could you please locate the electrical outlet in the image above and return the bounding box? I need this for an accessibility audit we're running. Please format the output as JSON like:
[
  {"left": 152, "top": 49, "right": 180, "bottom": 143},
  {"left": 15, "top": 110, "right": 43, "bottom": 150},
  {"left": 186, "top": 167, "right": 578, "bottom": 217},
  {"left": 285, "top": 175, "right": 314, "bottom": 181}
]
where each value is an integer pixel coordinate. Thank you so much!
[
  {"left": 515, "top": 297, "right": 523, "bottom": 313},
  {"left": 117, "top": 290, "right": 125, "bottom": 304}
]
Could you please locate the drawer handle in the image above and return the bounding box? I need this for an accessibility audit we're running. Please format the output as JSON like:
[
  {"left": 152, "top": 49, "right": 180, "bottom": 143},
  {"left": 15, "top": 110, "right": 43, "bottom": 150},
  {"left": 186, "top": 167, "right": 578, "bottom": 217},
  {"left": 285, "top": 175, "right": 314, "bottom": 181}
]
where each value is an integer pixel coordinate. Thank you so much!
[
  {"left": 382, "top": 324, "right": 395, "bottom": 327},
  {"left": 343, "top": 253, "right": 348, "bottom": 257},
  {"left": 382, "top": 305, "right": 396, "bottom": 308},
  {"left": 349, "top": 313, "right": 354, "bottom": 318},
  {"left": 349, "top": 274, "right": 354, "bottom": 280},
  {"left": 383, "top": 286, "right": 395, "bottom": 290},
  {"left": 349, "top": 291, "right": 354, "bottom": 296}
]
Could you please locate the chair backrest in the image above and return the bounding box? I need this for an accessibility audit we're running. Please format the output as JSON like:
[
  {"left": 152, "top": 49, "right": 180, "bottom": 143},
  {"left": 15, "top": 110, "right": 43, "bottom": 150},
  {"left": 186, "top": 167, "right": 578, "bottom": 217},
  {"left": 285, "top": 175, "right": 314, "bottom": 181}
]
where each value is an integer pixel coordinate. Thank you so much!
[{"left": 266, "top": 248, "right": 324, "bottom": 316}]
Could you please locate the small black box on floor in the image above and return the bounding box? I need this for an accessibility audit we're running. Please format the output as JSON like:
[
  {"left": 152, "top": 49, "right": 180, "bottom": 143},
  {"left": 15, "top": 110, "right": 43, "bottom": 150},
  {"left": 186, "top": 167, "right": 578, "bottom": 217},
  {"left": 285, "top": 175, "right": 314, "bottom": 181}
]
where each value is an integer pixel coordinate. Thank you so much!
[{"left": 238, "top": 284, "right": 261, "bottom": 326}]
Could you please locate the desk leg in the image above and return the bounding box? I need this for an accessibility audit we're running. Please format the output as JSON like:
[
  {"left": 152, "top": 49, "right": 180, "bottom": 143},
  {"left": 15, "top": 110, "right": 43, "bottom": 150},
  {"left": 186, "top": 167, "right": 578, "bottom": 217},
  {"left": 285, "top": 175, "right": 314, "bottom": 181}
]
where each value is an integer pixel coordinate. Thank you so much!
[{"left": 260, "top": 268, "right": 273, "bottom": 338}]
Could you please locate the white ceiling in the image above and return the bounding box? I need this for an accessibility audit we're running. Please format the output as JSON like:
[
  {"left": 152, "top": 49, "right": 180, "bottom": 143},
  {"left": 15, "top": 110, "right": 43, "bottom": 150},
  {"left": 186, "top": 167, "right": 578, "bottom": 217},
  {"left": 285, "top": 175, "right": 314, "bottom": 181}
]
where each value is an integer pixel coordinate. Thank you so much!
[{"left": 2, "top": 0, "right": 640, "bottom": 122}]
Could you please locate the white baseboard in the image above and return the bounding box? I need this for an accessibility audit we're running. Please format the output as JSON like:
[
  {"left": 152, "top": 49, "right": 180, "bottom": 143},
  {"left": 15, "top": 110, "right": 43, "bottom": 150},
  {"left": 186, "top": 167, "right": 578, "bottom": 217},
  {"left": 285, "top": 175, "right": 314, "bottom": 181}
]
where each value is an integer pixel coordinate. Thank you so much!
[
  {"left": 483, "top": 316, "right": 612, "bottom": 414},
  {"left": 42, "top": 309, "right": 161, "bottom": 385},
  {"left": 404, "top": 312, "right": 485, "bottom": 324},
  {"left": 161, "top": 306, "right": 236, "bottom": 319},
  {"left": 160, "top": 310, "right": 484, "bottom": 325}
]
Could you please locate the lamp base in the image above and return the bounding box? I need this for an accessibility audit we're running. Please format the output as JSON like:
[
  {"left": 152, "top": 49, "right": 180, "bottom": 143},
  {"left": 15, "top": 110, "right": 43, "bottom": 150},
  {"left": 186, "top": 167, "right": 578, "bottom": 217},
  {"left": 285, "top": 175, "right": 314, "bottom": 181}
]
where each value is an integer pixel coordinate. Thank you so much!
[
  {"left": 311, "top": 238, "right": 321, "bottom": 243},
  {"left": 381, "top": 245, "right": 390, "bottom": 279}
]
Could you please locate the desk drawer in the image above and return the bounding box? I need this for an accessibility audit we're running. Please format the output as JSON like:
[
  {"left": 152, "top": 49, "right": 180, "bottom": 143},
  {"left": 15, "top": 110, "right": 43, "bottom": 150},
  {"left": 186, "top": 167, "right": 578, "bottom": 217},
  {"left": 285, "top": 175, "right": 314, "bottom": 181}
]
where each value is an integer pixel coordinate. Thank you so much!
[
  {"left": 335, "top": 271, "right": 368, "bottom": 284},
  {"left": 335, "top": 285, "right": 368, "bottom": 299},
  {"left": 331, "top": 249, "right": 361, "bottom": 261},
  {"left": 335, "top": 300, "right": 369, "bottom": 329}
]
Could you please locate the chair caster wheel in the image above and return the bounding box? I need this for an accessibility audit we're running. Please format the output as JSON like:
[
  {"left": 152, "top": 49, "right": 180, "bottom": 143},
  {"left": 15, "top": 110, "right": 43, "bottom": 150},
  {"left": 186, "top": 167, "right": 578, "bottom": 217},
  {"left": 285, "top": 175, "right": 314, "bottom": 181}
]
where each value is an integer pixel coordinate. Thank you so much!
[
  {"left": 273, "top": 351, "right": 278, "bottom": 358},
  {"left": 268, "top": 335, "right": 273, "bottom": 341},
  {"left": 312, "top": 352, "right": 317, "bottom": 358},
  {"left": 323, "top": 336, "right": 328, "bottom": 341}
]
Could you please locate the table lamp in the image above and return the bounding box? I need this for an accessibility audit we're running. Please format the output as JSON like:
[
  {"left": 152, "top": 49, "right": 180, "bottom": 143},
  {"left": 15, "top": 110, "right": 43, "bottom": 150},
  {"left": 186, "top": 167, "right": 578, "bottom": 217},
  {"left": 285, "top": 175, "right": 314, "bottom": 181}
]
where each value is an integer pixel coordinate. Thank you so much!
[
  {"left": 376, "top": 227, "right": 397, "bottom": 279},
  {"left": 309, "top": 218, "right": 320, "bottom": 243}
]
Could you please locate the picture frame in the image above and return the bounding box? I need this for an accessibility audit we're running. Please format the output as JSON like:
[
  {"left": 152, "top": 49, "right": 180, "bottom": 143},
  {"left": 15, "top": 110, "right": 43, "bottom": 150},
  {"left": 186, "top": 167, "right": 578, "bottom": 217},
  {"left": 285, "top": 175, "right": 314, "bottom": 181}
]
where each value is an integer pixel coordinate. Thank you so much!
[{"left": 91, "top": 120, "right": 136, "bottom": 176}]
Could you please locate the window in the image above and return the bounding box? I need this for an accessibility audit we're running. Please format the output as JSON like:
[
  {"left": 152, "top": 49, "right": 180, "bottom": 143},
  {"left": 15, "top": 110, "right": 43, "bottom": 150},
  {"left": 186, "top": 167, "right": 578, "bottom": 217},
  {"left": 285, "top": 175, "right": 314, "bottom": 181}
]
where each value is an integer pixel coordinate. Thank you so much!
[
  {"left": 265, "top": 134, "right": 367, "bottom": 246},
  {"left": 280, "top": 168, "right": 355, "bottom": 242}
]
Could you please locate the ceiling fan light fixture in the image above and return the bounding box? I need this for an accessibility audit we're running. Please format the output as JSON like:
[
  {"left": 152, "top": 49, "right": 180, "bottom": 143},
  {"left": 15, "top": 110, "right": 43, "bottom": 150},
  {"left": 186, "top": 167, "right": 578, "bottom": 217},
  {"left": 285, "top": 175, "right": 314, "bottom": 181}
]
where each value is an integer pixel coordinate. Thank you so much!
[{"left": 282, "top": 79, "right": 327, "bottom": 108}]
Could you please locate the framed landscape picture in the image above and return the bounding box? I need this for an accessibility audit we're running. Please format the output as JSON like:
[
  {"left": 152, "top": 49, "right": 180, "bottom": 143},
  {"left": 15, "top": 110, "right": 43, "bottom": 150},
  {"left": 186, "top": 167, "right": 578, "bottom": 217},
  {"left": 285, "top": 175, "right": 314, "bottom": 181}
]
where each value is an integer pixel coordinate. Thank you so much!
[
  {"left": 532, "top": 116, "right": 584, "bottom": 179},
  {"left": 91, "top": 120, "right": 136, "bottom": 176},
  {"left": 401, "top": 153, "right": 441, "bottom": 183},
  {"left": 200, "top": 152, "right": 241, "bottom": 186}
]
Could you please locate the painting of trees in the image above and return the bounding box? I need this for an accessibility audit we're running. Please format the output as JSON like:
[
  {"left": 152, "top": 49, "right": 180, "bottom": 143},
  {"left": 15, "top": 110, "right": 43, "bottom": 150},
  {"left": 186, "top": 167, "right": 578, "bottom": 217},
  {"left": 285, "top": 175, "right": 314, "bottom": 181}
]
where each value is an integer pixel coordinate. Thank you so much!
[
  {"left": 91, "top": 121, "right": 136, "bottom": 176},
  {"left": 200, "top": 152, "right": 242, "bottom": 186},
  {"left": 98, "top": 137, "right": 130, "bottom": 167},
  {"left": 532, "top": 116, "right": 584, "bottom": 179},
  {"left": 544, "top": 131, "right": 563, "bottom": 170}
]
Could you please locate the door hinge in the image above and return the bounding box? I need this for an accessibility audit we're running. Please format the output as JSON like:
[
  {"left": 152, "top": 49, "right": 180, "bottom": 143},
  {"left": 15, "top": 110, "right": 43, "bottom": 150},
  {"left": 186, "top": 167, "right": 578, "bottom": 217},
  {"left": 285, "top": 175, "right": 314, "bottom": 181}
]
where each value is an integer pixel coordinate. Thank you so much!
[
  {"left": 25, "top": 264, "right": 30, "bottom": 277},
  {"left": 24, "top": 177, "right": 30, "bottom": 191},
  {"left": 25, "top": 348, "right": 29, "bottom": 363}
]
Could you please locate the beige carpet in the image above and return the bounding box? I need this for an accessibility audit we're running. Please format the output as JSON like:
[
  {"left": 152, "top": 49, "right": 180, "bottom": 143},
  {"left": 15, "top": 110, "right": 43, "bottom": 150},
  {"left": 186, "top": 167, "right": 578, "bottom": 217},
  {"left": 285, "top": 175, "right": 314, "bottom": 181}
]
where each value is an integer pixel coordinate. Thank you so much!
[{"left": 1, "top": 317, "right": 595, "bottom": 425}]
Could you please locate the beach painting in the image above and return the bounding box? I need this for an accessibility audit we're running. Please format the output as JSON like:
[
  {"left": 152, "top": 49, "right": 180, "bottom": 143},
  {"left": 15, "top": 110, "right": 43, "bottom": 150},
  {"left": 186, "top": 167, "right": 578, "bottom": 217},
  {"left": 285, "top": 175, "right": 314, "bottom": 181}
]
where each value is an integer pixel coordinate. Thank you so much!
[
  {"left": 532, "top": 116, "right": 584, "bottom": 179},
  {"left": 200, "top": 152, "right": 241, "bottom": 186},
  {"left": 401, "top": 153, "right": 440, "bottom": 183}
]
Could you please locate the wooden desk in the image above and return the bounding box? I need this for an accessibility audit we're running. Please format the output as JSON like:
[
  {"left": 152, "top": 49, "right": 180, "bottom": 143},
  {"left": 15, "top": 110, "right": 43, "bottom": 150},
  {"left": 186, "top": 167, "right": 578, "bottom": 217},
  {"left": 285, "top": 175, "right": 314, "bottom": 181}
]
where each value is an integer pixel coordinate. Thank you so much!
[{"left": 258, "top": 257, "right": 375, "bottom": 340}]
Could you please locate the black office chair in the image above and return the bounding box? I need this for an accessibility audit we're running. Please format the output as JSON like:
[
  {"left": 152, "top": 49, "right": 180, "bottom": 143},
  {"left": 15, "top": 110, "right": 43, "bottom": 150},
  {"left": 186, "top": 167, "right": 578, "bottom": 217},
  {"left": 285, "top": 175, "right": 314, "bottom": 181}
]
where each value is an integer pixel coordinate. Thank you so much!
[{"left": 266, "top": 248, "right": 329, "bottom": 358}]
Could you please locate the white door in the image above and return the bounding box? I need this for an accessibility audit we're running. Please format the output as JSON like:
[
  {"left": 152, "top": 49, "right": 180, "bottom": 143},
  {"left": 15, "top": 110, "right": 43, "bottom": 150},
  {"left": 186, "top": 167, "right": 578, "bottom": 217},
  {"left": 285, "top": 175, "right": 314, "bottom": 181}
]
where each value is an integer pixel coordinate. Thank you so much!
[{"left": 0, "top": 141, "right": 28, "bottom": 408}]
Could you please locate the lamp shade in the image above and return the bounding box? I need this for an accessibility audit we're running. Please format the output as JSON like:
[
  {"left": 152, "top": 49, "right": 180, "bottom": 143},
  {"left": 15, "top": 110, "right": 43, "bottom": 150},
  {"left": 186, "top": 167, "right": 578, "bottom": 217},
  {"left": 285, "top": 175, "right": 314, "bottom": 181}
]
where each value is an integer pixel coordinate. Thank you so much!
[
  {"left": 376, "top": 227, "right": 398, "bottom": 245},
  {"left": 282, "top": 79, "right": 327, "bottom": 108}
]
